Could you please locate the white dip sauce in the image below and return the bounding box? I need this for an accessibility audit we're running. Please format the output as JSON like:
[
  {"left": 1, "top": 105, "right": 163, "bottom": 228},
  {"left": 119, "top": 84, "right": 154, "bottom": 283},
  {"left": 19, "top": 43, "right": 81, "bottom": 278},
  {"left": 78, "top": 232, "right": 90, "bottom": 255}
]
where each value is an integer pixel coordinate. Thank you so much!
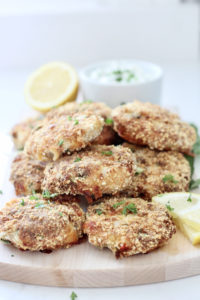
[{"left": 89, "top": 61, "right": 154, "bottom": 84}]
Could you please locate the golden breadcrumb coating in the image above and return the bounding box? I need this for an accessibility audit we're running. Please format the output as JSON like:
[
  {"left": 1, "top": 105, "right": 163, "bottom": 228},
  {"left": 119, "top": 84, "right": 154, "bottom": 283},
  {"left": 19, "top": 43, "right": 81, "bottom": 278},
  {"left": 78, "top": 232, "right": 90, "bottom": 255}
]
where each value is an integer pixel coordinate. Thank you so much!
[
  {"left": 42, "top": 145, "right": 136, "bottom": 202},
  {"left": 10, "top": 152, "right": 46, "bottom": 196},
  {"left": 0, "top": 196, "right": 85, "bottom": 251},
  {"left": 84, "top": 196, "right": 176, "bottom": 258},
  {"left": 46, "top": 101, "right": 112, "bottom": 120},
  {"left": 123, "top": 143, "right": 191, "bottom": 200},
  {"left": 112, "top": 101, "right": 196, "bottom": 154},
  {"left": 11, "top": 116, "right": 43, "bottom": 150},
  {"left": 46, "top": 101, "right": 118, "bottom": 146},
  {"left": 24, "top": 111, "right": 104, "bottom": 161}
]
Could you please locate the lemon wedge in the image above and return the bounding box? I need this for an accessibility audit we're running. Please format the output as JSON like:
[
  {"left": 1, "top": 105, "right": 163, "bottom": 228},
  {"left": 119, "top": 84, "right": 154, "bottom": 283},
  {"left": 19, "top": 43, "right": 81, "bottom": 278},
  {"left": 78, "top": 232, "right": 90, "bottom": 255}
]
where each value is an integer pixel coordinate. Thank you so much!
[
  {"left": 153, "top": 192, "right": 200, "bottom": 245},
  {"left": 25, "top": 62, "right": 79, "bottom": 112}
]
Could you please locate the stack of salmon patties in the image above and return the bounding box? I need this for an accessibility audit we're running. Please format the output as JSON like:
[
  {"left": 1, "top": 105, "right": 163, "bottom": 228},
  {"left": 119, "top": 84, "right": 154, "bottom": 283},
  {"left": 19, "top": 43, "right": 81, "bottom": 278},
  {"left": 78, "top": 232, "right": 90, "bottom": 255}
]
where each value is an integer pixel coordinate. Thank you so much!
[{"left": 0, "top": 100, "right": 196, "bottom": 257}]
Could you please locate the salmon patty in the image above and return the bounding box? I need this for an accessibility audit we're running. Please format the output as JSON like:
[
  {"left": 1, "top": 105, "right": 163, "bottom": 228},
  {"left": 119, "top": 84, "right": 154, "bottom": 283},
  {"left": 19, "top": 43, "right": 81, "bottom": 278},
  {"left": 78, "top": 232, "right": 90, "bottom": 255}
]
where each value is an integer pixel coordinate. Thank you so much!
[
  {"left": 83, "top": 196, "right": 176, "bottom": 257},
  {"left": 0, "top": 196, "right": 85, "bottom": 251},
  {"left": 42, "top": 145, "right": 136, "bottom": 202},
  {"left": 112, "top": 101, "right": 196, "bottom": 154},
  {"left": 10, "top": 152, "right": 46, "bottom": 196},
  {"left": 24, "top": 111, "right": 104, "bottom": 161},
  {"left": 123, "top": 143, "right": 191, "bottom": 200}
]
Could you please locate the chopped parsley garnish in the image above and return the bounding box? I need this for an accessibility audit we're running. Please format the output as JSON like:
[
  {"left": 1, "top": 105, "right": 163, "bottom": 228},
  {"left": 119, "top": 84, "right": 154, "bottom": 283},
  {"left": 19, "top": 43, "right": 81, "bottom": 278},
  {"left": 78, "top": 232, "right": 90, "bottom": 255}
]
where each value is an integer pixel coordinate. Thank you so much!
[
  {"left": 20, "top": 199, "right": 25, "bottom": 206},
  {"left": 135, "top": 167, "right": 144, "bottom": 175},
  {"left": 68, "top": 116, "right": 72, "bottom": 121},
  {"left": 120, "top": 102, "right": 126, "bottom": 105},
  {"left": 29, "top": 190, "right": 39, "bottom": 200},
  {"left": 105, "top": 118, "right": 113, "bottom": 125},
  {"left": 96, "top": 209, "right": 103, "bottom": 215},
  {"left": 116, "top": 77, "right": 122, "bottom": 82},
  {"left": 74, "top": 157, "right": 81, "bottom": 162},
  {"left": 1, "top": 239, "right": 11, "bottom": 244},
  {"left": 42, "top": 189, "right": 58, "bottom": 199},
  {"left": 81, "top": 100, "right": 93, "bottom": 104},
  {"left": 74, "top": 120, "right": 79, "bottom": 125},
  {"left": 11, "top": 254, "right": 15, "bottom": 257},
  {"left": 187, "top": 194, "right": 192, "bottom": 202},
  {"left": 165, "top": 202, "right": 174, "bottom": 211},
  {"left": 127, "top": 73, "right": 135, "bottom": 82},
  {"left": 18, "top": 147, "right": 24, "bottom": 151},
  {"left": 191, "top": 123, "right": 200, "bottom": 155},
  {"left": 59, "top": 212, "right": 63, "bottom": 217},
  {"left": 122, "top": 203, "right": 137, "bottom": 215},
  {"left": 35, "top": 202, "right": 45, "bottom": 208},
  {"left": 112, "top": 70, "right": 122, "bottom": 75},
  {"left": 184, "top": 154, "right": 194, "bottom": 177},
  {"left": 189, "top": 178, "right": 200, "bottom": 190},
  {"left": 70, "top": 291, "right": 78, "bottom": 300},
  {"left": 58, "top": 139, "right": 64, "bottom": 146},
  {"left": 101, "top": 151, "right": 113, "bottom": 156},
  {"left": 162, "top": 174, "right": 178, "bottom": 184},
  {"left": 113, "top": 201, "right": 125, "bottom": 209},
  {"left": 35, "top": 125, "right": 42, "bottom": 131},
  {"left": 0, "top": 190, "right": 2, "bottom": 195}
]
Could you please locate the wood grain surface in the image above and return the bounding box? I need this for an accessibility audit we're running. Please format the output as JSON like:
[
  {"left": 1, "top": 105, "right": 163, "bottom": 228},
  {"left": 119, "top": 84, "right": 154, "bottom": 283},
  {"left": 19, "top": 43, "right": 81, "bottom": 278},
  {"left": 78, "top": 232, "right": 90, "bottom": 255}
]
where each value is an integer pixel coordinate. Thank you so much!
[{"left": 0, "top": 139, "right": 200, "bottom": 287}]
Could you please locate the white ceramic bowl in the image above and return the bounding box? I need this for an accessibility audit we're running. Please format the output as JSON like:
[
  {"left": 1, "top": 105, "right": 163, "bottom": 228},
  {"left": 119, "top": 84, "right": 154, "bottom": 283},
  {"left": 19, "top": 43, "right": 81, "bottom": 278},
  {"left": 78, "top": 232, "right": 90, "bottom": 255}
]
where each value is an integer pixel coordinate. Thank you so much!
[{"left": 79, "top": 60, "right": 163, "bottom": 108}]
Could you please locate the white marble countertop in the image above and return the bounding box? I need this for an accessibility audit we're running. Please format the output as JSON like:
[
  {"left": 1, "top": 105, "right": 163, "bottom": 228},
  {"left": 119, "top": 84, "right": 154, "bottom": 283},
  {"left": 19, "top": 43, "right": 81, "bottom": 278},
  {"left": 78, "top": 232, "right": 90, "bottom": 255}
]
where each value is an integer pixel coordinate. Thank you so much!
[{"left": 0, "top": 61, "right": 200, "bottom": 299}]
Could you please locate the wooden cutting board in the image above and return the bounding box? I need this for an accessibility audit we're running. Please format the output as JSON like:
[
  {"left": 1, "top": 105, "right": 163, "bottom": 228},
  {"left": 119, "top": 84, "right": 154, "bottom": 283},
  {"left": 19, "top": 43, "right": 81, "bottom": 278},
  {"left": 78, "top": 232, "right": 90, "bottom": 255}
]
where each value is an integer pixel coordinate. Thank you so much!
[{"left": 0, "top": 135, "right": 200, "bottom": 287}]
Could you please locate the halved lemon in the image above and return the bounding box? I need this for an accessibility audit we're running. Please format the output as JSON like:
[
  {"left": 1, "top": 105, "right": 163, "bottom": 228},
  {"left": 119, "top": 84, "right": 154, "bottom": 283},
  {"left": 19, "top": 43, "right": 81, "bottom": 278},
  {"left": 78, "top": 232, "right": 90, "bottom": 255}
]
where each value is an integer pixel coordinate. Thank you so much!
[
  {"left": 25, "top": 62, "right": 79, "bottom": 112},
  {"left": 153, "top": 192, "right": 200, "bottom": 245}
]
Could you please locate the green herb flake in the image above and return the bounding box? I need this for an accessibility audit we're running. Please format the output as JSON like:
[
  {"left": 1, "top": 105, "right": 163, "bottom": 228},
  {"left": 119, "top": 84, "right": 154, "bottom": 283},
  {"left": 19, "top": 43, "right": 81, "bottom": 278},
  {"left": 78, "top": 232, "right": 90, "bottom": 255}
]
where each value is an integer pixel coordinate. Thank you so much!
[
  {"left": 74, "top": 157, "right": 82, "bottom": 163},
  {"left": 42, "top": 189, "right": 58, "bottom": 199},
  {"left": 11, "top": 254, "right": 15, "bottom": 257},
  {"left": 122, "top": 203, "right": 137, "bottom": 215},
  {"left": 20, "top": 199, "right": 25, "bottom": 206},
  {"left": 165, "top": 202, "right": 174, "bottom": 212},
  {"left": 184, "top": 154, "right": 194, "bottom": 177},
  {"left": 96, "top": 209, "right": 103, "bottom": 215},
  {"left": 58, "top": 139, "right": 64, "bottom": 146},
  {"left": 187, "top": 194, "right": 192, "bottom": 202},
  {"left": 189, "top": 178, "right": 200, "bottom": 190},
  {"left": 113, "top": 201, "right": 125, "bottom": 209},
  {"left": 1, "top": 239, "right": 11, "bottom": 244},
  {"left": 74, "top": 120, "right": 79, "bottom": 125},
  {"left": 101, "top": 151, "right": 113, "bottom": 156},
  {"left": 0, "top": 190, "right": 2, "bottom": 195},
  {"left": 112, "top": 70, "right": 122, "bottom": 75},
  {"left": 59, "top": 212, "right": 63, "bottom": 217},
  {"left": 135, "top": 167, "right": 144, "bottom": 175},
  {"left": 105, "top": 118, "right": 113, "bottom": 125},
  {"left": 81, "top": 100, "right": 93, "bottom": 104},
  {"left": 191, "top": 123, "right": 200, "bottom": 155},
  {"left": 116, "top": 77, "right": 122, "bottom": 82},
  {"left": 68, "top": 116, "right": 72, "bottom": 121},
  {"left": 29, "top": 190, "right": 39, "bottom": 200},
  {"left": 120, "top": 102, "right": 126, "bottom": 105},
  {"left": 70, "top": 291, "right": 78, "bottom": 300},
  {"left": 127, "top": 73, "right": 135, "bottom": 82},
  {"left": 162, "top": 174, "right": 178, "bottom": 184},
  {"left": 35, "top": 202, "right": 45, "bottom": 209},
  {"left": 18, "top": 147, "right": 24, "bottom": 151}
]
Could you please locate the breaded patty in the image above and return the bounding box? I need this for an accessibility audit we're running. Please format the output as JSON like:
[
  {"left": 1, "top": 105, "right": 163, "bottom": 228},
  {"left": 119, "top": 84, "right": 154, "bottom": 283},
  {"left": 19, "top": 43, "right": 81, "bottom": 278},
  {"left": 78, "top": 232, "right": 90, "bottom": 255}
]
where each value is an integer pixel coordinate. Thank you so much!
[
  {"left": 0, "top": 196, "right": 85, "bottom": 251},
  {"left": 83, "top": 196, "right": 176, "bottom": 258},
  {"left": 10, "top": 152, "right": 46, "bottom": 196},
  {"left": 123, "top": 143, "right": 191, "bottom": 200},
  {"left": 112, "top": 101, "right": 196, "bottom": 154},
  {"left": 42, "top": 145, "right": 136, "bottom": 202},
  {"left": 11, "top": 116, "right": 42, "bottom": 150},
  {"left": 46, "top": 101, "right": 118, "bottom": 145},
  {"left": 24, "top": 111, "right": 104, "bottom": 161}
]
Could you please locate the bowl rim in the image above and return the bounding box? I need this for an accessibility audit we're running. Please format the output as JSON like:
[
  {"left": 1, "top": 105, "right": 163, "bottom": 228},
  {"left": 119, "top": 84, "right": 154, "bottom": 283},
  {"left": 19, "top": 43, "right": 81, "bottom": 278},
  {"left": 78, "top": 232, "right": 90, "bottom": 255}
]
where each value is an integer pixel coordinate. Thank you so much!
[{"left": 79, "top": 59, "right": 163, "bottom": 87}]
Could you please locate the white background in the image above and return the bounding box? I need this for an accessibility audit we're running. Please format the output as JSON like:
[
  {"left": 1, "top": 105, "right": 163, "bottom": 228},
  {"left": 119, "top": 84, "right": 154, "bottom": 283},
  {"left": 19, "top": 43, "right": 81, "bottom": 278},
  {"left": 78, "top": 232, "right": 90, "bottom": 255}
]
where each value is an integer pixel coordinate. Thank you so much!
[{"left": 0, "top": 0, "right": 200, "bottom": 299}]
